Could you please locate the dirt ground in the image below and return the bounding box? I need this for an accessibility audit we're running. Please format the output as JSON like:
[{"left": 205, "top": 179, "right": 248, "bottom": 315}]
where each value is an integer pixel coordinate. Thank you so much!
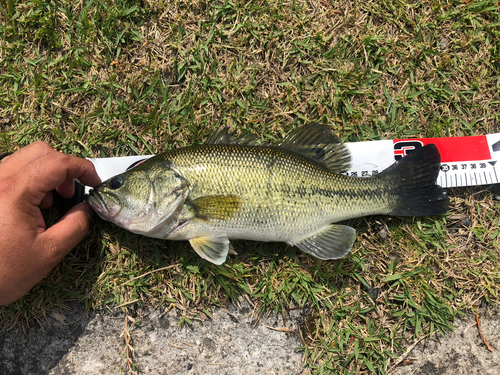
[
  {"left": 391, "top": 303, "right": 500, "bottom": 375},
  {"left": 1, "top": 301, "right": 498, "bottom": 375}
]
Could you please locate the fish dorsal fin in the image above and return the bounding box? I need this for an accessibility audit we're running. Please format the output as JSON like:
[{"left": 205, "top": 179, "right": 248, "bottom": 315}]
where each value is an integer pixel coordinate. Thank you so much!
[
  {"left": 207, "top": 127, "right": 267, "bottom": 146},
  {"left": 191, "top": 195, "right": 242, "bottom": 221},
  {"left": 278, "top": 123, "right": 351, "bottom": 174},
  {"left": 290, "top": 224, "right": 356, "bottom": 260},
  {"left": 189, "top": 236, "right": 230, "bottom": 264}
]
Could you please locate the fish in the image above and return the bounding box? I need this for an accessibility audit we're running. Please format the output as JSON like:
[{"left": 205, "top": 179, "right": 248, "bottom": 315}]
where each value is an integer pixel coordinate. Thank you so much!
[{"left": 86, "top": 123, "right": 449, "bottom": 264}]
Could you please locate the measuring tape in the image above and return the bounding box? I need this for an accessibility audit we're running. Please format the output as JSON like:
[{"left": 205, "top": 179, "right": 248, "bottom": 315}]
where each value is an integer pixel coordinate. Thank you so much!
[
  {"left": 87, "top": 133, "right": 500, "bottom": 191},
  {"left": 347, "top": 133, "right": 500, "bottom": 188}
]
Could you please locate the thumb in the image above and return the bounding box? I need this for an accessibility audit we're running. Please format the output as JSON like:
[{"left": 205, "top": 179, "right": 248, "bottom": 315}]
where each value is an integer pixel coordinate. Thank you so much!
[{"left": 37, "top": 203, "right": 94, "bottom": 263}]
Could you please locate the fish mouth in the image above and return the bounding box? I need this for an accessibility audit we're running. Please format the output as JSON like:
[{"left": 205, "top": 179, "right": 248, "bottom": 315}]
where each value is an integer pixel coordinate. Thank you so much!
[{"left": 86, "top": 189, "right": 123, "bottom": 218}]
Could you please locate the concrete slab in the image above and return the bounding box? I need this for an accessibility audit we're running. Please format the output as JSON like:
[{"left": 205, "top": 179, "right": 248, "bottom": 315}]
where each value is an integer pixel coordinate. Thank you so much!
[{"left": 1, "top": 302, "right": 499, "bottom": 374}]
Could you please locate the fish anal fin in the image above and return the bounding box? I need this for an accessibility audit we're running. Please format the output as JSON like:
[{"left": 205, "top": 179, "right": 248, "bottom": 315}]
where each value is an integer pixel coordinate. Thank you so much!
[
  {"left": 191, "top": 195, "right": 242, "bottom": 221},
  {"left": 189, "top": 236, "right": 230, "bottom": 265},
  {"left": 278, "top": 123, "right": 351, "bottom": 174},
  {"left": 292, "top": 224, "right": 356, "bottom": 260}
]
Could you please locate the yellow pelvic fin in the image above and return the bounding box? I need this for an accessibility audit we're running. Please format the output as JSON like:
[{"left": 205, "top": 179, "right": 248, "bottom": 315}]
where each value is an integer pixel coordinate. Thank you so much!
[{"left": 189, "top": 236, "right": 230, "bottom": 265}]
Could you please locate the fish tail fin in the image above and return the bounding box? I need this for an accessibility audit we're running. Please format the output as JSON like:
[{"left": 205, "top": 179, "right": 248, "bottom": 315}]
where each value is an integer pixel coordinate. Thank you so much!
[{"left": 378, "top": 144, "right": 449, "bottom": 216}]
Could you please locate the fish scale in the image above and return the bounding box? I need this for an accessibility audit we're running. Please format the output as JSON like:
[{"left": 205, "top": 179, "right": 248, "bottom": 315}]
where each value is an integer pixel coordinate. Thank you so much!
[{"left": 157, "top": 144, "right": 393, "bottom": 242}]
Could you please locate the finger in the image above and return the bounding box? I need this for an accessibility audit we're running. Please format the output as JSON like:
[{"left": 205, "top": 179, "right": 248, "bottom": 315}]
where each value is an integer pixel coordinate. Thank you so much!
[
  {"left": 55, "top": 177, "right": 77, "bottom": 198},
  {"left": 35, "top": 202, "right": 94, "bottom": 264},
  {"left": 39, "top": 191, "right": 53, "bottom": 209},
  {"left": 21, "top": 152, "right": 101, "bottom": 201},
  {"left": 1, "top": 141, "right": 53, "bottom": 170}
]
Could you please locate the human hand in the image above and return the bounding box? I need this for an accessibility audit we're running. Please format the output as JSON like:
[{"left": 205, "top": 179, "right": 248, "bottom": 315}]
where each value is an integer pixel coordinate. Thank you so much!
[{"left": 0, "top": 142, "right": 101, "bottom": 305}]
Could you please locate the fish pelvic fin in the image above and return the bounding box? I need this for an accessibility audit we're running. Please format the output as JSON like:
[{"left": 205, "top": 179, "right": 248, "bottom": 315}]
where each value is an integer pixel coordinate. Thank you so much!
[
  {"left": 379, "top": 144, "right": 449, "bottom": 216},
  {"left": 291, "top": 224, "right": 356, "bottom": 260},
  {"left": 278, "top": 123, "right": 351, "bottom": 174},
  {"left": 189, "top": 236, "right": 230, "bottom": 264},
  {"left": 191, "top": 195, "right": 242, "bottom": 221}
]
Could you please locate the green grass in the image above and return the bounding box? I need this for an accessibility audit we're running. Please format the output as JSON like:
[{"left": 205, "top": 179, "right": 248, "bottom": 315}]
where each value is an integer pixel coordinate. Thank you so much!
[{"left": 1, "top": 0, "right": 500, "bottom": 373}]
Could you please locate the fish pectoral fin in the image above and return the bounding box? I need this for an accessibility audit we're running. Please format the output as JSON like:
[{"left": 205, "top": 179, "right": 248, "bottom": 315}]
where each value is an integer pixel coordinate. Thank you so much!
[
  {"left": 292, "top": 224, "right": 356, "bottom": 260},
  {"left": 191, "top": 195, "right": 242, "bottom": 221},
  {"left": 189, "top": 236, "right": 230, "bottom": 265}
]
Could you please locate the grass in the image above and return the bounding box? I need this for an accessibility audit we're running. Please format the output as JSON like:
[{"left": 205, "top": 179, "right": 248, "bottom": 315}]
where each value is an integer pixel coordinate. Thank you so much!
[{"left": 1, "top": 0, "right": 500, "bottom": 373}]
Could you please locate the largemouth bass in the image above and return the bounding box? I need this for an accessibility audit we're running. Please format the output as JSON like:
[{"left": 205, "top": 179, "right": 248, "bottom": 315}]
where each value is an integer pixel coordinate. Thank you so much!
[{"left": 87, "top": 124, "right": 449, "bottom": 264}]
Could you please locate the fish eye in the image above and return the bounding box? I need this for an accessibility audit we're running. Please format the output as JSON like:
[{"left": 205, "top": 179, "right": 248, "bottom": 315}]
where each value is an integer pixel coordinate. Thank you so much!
[{"left": 109, "top": 176, "right": 123, "bottom": 190}]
